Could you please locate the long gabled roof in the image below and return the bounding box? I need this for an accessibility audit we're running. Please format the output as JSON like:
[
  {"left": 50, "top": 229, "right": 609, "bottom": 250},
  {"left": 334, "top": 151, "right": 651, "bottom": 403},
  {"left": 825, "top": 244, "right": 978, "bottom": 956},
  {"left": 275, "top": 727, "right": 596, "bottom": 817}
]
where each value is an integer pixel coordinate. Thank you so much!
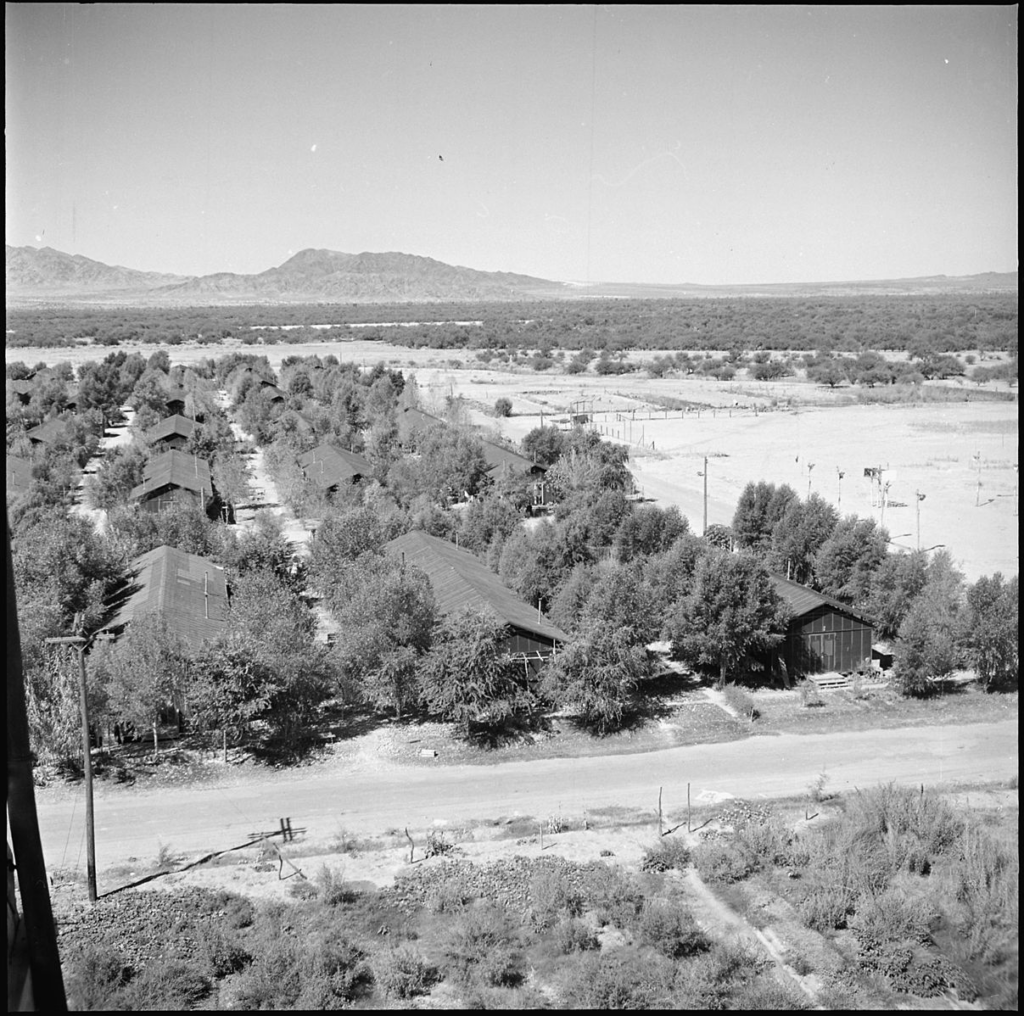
[
  {"left": 297, "top": 443, "right": 372, "bottom": 487},
  {"left": 770, "top": 575, "right": 873, "bottom": 625},
  {"left": 385, "top": 529, "right": 568, "bottom": 644},
  {"left": 146, "top": 414, "right": 196, "bottom": 444},
  {"left": 481, "top": 441, "right": 545, "bottom": 476},
  {"left": 25, "top": 414, "right": 75, "bottom": 444},
  {"left": 129, "top": 449, "right": 213, "bottom": 500},
  {"left": 101, "top": 545, "right": 227, "bottom": 650},
  {"left": 399, "top": 406, "right": 542, "bottom": 476}
]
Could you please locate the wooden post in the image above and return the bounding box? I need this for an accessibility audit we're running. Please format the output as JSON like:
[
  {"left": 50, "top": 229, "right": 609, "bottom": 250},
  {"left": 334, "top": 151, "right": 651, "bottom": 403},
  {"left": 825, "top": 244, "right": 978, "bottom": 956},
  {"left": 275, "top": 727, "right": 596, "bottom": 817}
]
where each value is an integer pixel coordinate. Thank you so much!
[
  {"left": 687, "top": 783, "right": 691, "bottom": 833},
  {"left": 658, "top": 787, "right": 663, "bottom": 836},
  {"left": 223, "top": 728, "right": 227, "bottom": 764},
  {"left": 75, "top": 645, "right": 97, "bottom": 903},
  {"left": 404, "top": 827, "right": 414, "bottom": 863}
]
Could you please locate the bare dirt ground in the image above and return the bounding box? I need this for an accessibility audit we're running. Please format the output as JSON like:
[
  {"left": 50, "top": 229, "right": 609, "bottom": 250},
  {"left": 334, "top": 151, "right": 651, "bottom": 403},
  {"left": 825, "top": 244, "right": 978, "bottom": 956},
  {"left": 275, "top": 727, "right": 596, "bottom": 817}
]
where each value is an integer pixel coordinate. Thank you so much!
[{"left": 35, "top": 718, "right": 1017, "bottom": 903}]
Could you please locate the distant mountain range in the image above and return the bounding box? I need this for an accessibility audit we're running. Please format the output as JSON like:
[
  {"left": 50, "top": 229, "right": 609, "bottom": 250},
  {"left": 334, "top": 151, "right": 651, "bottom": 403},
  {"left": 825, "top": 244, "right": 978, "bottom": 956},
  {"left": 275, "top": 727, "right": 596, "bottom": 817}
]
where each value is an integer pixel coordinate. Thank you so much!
[{"left": 5, "top": 244, "right": 1017, "bottom": 306}]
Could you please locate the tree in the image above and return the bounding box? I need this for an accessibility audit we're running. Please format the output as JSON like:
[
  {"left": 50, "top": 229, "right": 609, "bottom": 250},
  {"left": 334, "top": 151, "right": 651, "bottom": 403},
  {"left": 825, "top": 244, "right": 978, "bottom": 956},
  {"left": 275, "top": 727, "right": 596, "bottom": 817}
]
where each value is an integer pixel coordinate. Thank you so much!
[
  {"left": 732, "top": 481, "right": 796, "bottom": 555},
  {"left": 330, "top": 557, "right": 436, "bottom": 718},
  {"left": 521, "top": 425, "right": 566, "bottom": 467},
  {"left": 493, "top": 397, "right": 513, "bottom": 417},
  {"left": 893, "top": 551, "right": 966, "bottom": 695},
  {"left": 220, "top": 569, "right": 334, "bottom": 746},
  {"left": 580, "top": 563, "right": 659, "bottom": 644},
  {"left": 542, "top": 625, "right": 654, "bottom": 734},
  {"left": 188, "top": 636, "right": 276, "bottom": 747},
  {"left": 807, "top": 359, "right": 850, "bottom": 388},
  {"left": 813, "top": 516, "right": 888, "bottom": 605},
  {"left": 664, "top": 550, "right": 789, "bottom": 687},
  {"left": 86, "top": 444, "right": 148, "bottom": 511},
  {"left": 769, "top": 494, "right": 838, "bottom": 584},
  {"left": 862, "top": 550, "right": 928, "bottom": 641},
  {"left": 459, "top": 493, "right": 523, "bottom": 555},
  {"left": 96, "top": 613, "right": 191, "bottom": 750},
  {"left": 418, "top": 607, "right": 535, "bottom": 738},
  {"left": 614, "top": 504, "right": 688, "bottom": 562},
  {"left": 963, "top": 573, "right": 1018, "bottom": 689}
]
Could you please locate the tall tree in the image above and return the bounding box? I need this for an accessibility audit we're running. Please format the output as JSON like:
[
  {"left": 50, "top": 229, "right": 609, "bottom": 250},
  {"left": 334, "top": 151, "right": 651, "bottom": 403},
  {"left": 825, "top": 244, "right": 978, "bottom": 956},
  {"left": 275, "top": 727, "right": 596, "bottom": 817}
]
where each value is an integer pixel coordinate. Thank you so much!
[
  {"left": 863, "top": 550, "right": 928, "bottom": 641},
  {"left": 813, "top": 516, "right": 889, "bottom": 605},
  {"left": 418, "top": 607, "right": 534, "bottom": 738},
  {"left": 963, "top": 573, "right": 1018, "bottom": 689},
  {"left": 542, "top": 625, "right": 654, "bottom": 734},
  {"left": 664, "top": 550, "right": 789, "bottom": 686},
  {"left": 893, "top": 551, "right": 966, "bottom": 695},
  {"left": 732, "top": 481, "right": 797, "bottom": 555},
  {"left": 769, "top": 493, "right": 838, "bottom": 584}
]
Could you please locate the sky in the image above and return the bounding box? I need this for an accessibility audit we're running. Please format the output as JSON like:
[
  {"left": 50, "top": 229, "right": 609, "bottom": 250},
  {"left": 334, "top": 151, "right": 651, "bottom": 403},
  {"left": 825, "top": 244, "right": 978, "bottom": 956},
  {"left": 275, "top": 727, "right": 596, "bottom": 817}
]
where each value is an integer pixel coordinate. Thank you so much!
[{"left": 5, "top": 4, "right": 1018, "bottom": 285}]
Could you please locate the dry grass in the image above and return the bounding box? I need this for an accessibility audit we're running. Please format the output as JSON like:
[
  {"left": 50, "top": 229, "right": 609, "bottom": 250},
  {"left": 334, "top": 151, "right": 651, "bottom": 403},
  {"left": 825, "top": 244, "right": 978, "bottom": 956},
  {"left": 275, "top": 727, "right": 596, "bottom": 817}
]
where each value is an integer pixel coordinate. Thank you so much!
[{"left": 752, "top": 683, "right": 1017, "bottom": 736}]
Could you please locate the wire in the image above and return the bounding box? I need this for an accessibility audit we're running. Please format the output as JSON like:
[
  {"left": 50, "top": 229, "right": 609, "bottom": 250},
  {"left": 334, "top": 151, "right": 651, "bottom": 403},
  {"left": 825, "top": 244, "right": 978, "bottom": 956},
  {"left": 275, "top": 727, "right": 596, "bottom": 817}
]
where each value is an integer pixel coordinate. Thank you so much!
[{"left": 58, "top": 788, "right": 79, "bottom": 872}]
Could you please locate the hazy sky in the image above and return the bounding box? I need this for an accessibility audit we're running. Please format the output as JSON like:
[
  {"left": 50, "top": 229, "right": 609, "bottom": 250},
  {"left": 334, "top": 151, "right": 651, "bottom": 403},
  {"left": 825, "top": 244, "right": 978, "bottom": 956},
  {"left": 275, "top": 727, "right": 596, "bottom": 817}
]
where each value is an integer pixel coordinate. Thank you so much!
[{"left": 6, "top": 5, "right": 1018, "bottom": 285}]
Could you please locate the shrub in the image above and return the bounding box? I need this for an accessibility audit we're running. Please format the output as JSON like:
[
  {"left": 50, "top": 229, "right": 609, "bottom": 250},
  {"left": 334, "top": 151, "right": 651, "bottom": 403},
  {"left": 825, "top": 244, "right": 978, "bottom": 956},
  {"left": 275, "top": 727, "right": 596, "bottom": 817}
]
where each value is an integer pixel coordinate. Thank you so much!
[
  {"left": 198, "top": 926, "right": 252, "bottom": 978},
  {"left": 529, "top": 866, "right": 585, "bottom": 927},
  {"left": 722, "top": 683, "right": 758, "bottom": 720},
  {"left": 426, "top": 873, "right": 475, "bottom": 913},
  {"left": 120, "top": 960, "right": 211, "bottom": 1010},
  {"left": 288, "top": 878, "right": 319, "bottom": 901},
  {"left": 440, "top": 903, "right": 525, "bottom": 987},
  {"left": 315, "top": 863, "right": 356, "bottom": 905},
  {"left": 692, "top": 838, "right": 755, "bottom": 884},
  {"left": 66, "top": 944, "right": 134, "bottom": 1011},
  {"left": 493, "top": 397, "right": 513, "bottom": 417},
  {"left": 373, "top": 945, "right": 438, "bottom": 999},
  {"left": 553, "top": 917, "right": 600, "bottom": 954},
  {"left": 733, "top": 978, "right": 810, "bottom": 1009},
  {"left": 635, "top": 902, "right": 711, "bottom": 958},
  {"left": 800, "top": 884, "right": 855, "bottom": 931},
  {"left": 640, "top": 837, "right": 691, "bottom": 872},
  {"left": 558, "top": 946, "right": 676, "bottom": 1008}
]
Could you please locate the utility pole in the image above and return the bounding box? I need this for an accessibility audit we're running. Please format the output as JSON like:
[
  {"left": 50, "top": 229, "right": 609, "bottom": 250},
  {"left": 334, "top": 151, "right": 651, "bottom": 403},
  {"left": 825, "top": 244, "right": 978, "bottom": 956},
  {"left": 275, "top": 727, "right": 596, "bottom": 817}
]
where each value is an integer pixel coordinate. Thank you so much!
[
  {"left": 698, "top": 456, "right": 708, "bottom": 536},
  {"left": 915, "top": 491, "right": 926, "bottom": 551},
  {"left": 44, "top": 629, "right": 111, "bottom": 904}
]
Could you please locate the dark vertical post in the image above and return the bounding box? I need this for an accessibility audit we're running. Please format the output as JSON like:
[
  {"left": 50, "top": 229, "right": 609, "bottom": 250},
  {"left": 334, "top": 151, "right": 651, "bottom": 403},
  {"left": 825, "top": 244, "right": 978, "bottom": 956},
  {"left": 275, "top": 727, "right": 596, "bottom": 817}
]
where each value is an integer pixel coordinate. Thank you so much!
[
  {"left": 76, "top": 643, "right": 97, "bottom": 903},
  {"left": 7, "top": 522, "right": 69, "bottom": 1010},
  {"left": 702, "top": 457, "right": 708, "bottom": 537}
]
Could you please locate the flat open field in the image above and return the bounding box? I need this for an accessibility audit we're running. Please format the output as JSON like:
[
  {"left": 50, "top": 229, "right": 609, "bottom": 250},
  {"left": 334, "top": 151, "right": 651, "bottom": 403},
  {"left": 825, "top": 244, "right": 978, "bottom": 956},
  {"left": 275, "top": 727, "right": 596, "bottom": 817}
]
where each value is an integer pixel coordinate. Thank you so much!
[{"left": 11, "top": 337, "right": 1018, "bottom": 580}]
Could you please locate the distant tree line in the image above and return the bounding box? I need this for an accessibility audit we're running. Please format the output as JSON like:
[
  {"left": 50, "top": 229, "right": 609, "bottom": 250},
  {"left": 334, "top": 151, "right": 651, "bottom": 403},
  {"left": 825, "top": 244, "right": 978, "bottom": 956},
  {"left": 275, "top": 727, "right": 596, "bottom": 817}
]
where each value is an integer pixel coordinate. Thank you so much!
[{"left": 7, "top": 293, "right": 1017, "bottom": 357}]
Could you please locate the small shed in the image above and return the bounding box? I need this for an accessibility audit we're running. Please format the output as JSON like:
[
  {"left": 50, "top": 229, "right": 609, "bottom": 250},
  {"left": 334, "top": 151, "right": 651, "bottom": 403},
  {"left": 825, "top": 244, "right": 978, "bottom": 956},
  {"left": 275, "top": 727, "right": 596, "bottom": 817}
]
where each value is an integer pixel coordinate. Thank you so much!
[
  {"left": 297, "top": 443, "right": 372, "bottom": 493},
  {"left": 771, "top": 575, "right": 874, "bottom": 676},
  {"left": 129, "top": 450, "right": 218, "bottom": 516},
  {"left": 24, "top": 414, "right": 77, "bottom": 446},
  {"left": 146, "top": 414, "right": 197, "bottom": 451}
]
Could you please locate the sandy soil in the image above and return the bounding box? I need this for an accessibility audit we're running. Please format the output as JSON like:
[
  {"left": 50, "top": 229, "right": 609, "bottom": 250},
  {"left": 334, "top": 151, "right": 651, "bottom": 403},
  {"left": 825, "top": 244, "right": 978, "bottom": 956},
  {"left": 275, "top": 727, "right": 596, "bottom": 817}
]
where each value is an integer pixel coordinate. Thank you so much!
[{"left": 35, "top": 718, "right": 1018, "bottom": 900}]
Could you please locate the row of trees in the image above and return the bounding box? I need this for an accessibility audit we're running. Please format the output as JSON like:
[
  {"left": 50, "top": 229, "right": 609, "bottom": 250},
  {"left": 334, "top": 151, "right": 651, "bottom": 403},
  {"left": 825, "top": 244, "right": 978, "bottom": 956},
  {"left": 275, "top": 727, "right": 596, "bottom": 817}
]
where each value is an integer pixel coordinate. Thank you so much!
[{"left": 8, "top": 293, "right": 1017, "bottom": 355}]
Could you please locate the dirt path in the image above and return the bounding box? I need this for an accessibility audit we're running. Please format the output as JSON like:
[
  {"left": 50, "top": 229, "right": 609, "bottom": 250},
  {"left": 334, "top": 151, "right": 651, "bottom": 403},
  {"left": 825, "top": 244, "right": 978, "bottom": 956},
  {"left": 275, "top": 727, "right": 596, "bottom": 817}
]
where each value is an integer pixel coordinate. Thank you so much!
[
  {"left": 227, "top": 414, "right": 316, "bottom": 555},
  {"left": 34, "top": 719, "right": 1017, "bottom": 881},
  {"left": 680, "top": 867, "right": 824, "bottom": 1007}
]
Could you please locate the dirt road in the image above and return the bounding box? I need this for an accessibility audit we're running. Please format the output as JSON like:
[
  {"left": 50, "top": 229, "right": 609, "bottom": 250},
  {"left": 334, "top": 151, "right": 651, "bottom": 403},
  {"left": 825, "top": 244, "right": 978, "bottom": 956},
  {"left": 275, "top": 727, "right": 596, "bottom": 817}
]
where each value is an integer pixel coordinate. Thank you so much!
[{"left": 35, "top": 720, "right": 1017, "bottom": 879}]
